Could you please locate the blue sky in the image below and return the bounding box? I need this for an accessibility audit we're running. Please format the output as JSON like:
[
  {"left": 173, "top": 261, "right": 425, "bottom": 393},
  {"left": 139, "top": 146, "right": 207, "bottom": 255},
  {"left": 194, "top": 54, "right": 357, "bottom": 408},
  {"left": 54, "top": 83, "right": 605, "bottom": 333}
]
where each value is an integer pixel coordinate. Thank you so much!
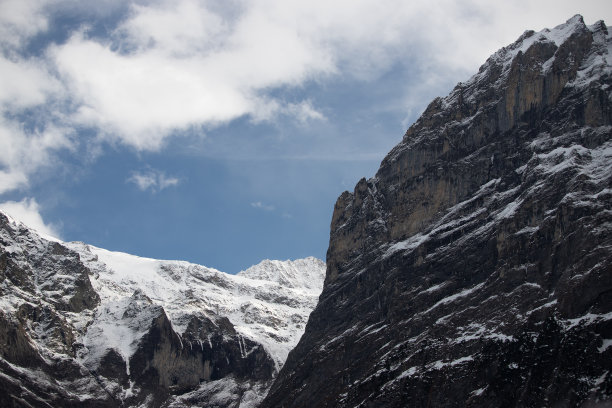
[{"left": 0, "top": 0, "right": 610, "bottom": 273}]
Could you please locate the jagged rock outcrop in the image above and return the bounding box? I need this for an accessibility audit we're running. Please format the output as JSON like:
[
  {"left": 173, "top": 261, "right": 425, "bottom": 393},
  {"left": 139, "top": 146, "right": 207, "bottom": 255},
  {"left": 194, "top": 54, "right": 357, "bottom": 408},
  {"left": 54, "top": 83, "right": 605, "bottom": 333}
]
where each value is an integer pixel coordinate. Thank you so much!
[
  {"left": 262, "top": 15, "right": 612, "bottom": 407},
  {"left": 0, "top": 211, "right": 325, "bottom": 407}
]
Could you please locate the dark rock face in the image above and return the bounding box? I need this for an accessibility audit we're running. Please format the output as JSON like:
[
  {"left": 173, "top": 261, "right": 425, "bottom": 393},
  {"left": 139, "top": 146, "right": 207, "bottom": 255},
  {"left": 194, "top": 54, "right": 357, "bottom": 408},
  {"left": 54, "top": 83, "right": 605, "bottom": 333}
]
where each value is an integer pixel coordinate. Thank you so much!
[
  {"left": 0, "top": 213, "right": 107, "bottom": 407},
  {"left": 0, "top": 216, "right": 100, "bottom": 314},
  {"left": 262, "top": 16, "right": 612, "bottom": 408},
  {"left": 124, "top": 309, "right": 274, "bottom": 407}
]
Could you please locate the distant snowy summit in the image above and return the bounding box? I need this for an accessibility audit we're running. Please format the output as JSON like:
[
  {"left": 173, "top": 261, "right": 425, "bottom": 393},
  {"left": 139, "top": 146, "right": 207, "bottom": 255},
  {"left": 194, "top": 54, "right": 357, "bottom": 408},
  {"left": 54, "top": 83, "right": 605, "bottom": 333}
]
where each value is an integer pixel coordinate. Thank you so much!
[
  {"left": 0, "top": 209, "right": 325, "bottom": 408},
  {"left": 239, "top": 257, "right": 326, "bottom": 290}
]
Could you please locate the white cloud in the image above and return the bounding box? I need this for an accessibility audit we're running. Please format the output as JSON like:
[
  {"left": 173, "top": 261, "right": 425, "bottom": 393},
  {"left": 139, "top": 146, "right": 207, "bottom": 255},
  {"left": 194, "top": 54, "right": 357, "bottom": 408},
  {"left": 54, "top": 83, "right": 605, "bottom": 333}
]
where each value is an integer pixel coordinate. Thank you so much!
[
  {"left": 0, "top": 169, "right": 27, "bottom": 193},
  {"left": 0, "top": 197, "right": 61, "bottom": 239},
  {"left": 49, "top": 0, "right": 338, "bottom": 150},
  {"left": 285, "top": 101, "right": 326, "bottom": 124},
  {"left": 0, "top": 0, "right": 48, "bottom": 49},
  {"left": 46, "top": 0, "right": 612, "bottom": 153},
  {"left": 0, "top": 55, "right": 61, "bottom": 108},
  {"left": 51, "top": 35, "right": 257, "bottom": 150},
  {"left": 251, "top": 201, "right": 275, "bottom": 211},
  {"left": 0, "top": 117, "right": 74, "bottom": 194},
  {"left": 116, "top": 0, "right": 229, "bottom": 57},
  {"left": 0, "top": 3, "right": 71, "bottom": 195},
  {"left": 127, "top": 168, "right": 180, "bottom": 192}
]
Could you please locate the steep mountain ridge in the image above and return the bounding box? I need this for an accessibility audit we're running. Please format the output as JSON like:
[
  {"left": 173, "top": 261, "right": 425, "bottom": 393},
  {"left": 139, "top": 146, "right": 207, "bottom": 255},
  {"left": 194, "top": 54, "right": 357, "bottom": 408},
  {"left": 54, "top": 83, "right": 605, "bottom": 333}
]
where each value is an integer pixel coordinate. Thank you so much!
[
  {"left": 263, "top": 15, "right": 612, "bottom": 407},
  {"left": 0, "top": 210, "right": 325, "bottom": 407},
  {"left": 239, "top": 259, "right": 324, "bottom": 291}
]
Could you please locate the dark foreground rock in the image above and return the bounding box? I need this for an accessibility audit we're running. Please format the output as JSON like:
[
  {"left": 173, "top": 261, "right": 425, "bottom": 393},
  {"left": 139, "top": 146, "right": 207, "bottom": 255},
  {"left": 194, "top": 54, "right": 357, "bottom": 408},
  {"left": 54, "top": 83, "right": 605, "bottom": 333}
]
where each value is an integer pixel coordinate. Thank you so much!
[{"left": 262, "top": 15, "right": 612, "bottom": 408}]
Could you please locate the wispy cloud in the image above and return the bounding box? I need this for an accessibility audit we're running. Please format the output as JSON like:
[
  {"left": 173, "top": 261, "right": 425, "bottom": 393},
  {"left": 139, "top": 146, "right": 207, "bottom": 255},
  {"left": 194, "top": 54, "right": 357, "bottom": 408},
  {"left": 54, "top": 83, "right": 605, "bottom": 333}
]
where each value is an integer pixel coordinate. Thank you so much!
[
  {"left": 127, "top": 168, "right": 180, "bottom": 193},
  {"left": 284, "top": 100, "right": 326, "bottom": 124},
  {"left": 250, "top": 202, "right": 295, "bottom": 219},
  {"left": 0, "top": 197, "right": 61, "bottom": 239},
  {"left": 0, "top": 119, "right": 74, "bottom": 194},
  {"left": 0, "top": 0, "right": 48, "bottom": 49},
  {"left": 250, "top": 201, "right": 275, "bottom": 211}
]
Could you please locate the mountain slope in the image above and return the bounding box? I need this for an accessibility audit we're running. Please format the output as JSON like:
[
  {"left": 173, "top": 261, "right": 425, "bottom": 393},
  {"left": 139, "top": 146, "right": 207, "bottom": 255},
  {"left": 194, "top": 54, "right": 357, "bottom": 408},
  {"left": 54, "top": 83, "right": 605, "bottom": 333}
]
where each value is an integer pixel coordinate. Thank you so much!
[
  {"left": 0, "top": 211, "right": 325, "bottom": 407},
  {"left": 262, "top": 15, "right": 612, "bottom": 407}
]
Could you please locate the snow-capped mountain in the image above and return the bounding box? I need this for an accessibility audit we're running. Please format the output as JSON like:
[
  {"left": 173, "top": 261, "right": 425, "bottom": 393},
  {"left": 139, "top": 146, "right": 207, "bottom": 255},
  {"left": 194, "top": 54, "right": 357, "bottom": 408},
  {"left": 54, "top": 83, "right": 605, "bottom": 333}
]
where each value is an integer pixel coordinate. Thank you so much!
[
  {"left": 0, "top": 210, "right": 325, "bottom": 407},
  {"left": 263, "top": 15, "right": 612, "bottom": 407}
]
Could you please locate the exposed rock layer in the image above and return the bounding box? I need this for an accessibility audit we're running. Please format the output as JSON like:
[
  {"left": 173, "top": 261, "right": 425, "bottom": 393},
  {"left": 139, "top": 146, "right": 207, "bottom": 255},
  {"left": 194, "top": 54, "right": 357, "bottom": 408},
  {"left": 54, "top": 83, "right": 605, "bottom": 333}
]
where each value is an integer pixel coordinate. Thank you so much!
[{"left": 262, "top": 15, "right": 612, "bottom": 408}]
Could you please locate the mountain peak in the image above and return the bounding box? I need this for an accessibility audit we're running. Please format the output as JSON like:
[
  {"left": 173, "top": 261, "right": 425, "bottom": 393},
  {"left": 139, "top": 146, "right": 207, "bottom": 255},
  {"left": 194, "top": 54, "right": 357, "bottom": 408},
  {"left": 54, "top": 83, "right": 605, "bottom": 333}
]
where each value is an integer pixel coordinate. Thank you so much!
[
  {"left": 0, "top": 208, "right": 325, "bottom": 407},
  {"left": 238, "top": 256, "right": 326, "bottom": 290},
  {"left": 565, "top": 13, "right": 586, "bottom": 26},
  {"left": 263, "top": 15, "right": 612, "bottom": 407}
]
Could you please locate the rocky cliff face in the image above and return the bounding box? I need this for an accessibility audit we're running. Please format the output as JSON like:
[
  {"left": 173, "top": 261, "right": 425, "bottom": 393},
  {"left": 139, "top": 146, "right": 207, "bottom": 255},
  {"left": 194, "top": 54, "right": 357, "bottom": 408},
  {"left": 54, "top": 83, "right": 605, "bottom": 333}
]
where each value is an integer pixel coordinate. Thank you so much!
[
  {"left": 0, "top": 212, "right": 325, "bottom": 407},
  {"left": 262, "top": 15, "right": 612, "bottom": 407}
]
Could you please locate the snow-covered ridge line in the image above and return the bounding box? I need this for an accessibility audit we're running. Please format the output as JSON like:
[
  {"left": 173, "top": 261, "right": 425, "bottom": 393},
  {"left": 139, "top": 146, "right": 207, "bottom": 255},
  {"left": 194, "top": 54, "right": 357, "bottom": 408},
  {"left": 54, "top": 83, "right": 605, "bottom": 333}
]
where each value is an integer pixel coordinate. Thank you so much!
[
  {"left": 0, "top": 207, "right": 325, "bottom": 376},
  {"left": 67, "top": 242, "right": 325, "bottom": 370},
  {"left": 433, "top": 15, "right": 610, "bottom": 114}
]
